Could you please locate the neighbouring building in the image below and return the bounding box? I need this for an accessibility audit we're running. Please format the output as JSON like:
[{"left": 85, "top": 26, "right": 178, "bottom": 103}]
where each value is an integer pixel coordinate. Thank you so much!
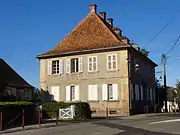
[
  {"left": 37, "top": 4, "right": 157, "bottom": 116},
  {"left": 0, "top": 58, "right": 34, "bottom": 101}
]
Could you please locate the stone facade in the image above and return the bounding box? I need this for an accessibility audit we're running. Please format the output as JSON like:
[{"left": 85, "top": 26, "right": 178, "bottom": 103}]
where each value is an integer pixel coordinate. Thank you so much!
[{"left": 40, "top": 49, "right": 130, "bottom": 116}]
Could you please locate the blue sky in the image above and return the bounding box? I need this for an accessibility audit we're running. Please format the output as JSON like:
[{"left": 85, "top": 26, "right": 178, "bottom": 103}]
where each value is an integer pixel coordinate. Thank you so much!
[{"left": 0, "top": 0, "right": 180, "bottom": 88}]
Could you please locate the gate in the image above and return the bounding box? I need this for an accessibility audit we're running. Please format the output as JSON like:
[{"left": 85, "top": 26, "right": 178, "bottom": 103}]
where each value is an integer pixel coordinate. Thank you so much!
[{"left": 59, "top": 105, "right": 75, "bottom": 119}]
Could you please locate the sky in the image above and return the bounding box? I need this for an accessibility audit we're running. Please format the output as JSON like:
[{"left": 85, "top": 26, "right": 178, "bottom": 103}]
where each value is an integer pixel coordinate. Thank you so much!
[{"left": 0, "top": 0, "right": 180, "bottom": 88}]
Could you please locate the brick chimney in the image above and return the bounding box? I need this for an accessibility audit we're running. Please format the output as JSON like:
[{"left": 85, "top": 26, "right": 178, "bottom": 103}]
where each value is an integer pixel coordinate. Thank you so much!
[
  {"left": 107, "top": 18, "right": 113, "bottom": 27},
  {"left": 90, "top": 4, "right": 97, "bottom": 13},
  {"left": 99, "top": 12, "right": 106, "bottom": 20}
]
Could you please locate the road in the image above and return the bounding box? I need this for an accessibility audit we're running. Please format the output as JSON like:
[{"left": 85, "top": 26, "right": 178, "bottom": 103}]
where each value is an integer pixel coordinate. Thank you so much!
[{"left": 3, "top": 115, "right": 180, "bottom": 135}]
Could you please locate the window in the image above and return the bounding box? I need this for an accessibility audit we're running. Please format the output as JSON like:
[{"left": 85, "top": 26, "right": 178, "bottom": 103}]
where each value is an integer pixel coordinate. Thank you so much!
[
  {"left": 108, "top": 84, "right": 113, "bottom": 100},
  {"left": 70, "top": 86, "right": 75, "bottom": 101},
  {"left": 52, "top": 60, "right": 59, "bottom": 74},
  {"left": 140, "top": 86, "right": 143, "bottom": 100},
  {"left": 135, "top": 84, "right": 139, "bottom": 100},
  {"left": 66, "top": 85, "right": 79, "bottom": 101},
  {"left": 147, "top": 88, "right": 149, "bottom": 100},
  {"left": 150, "top": 88, "right": 153, "bottom": 101},
  {"left": 71, "top": 58, "right": 78, "bottom": 73},
  {"left": 107, "top": 54, "right": 117, "bottom": 70},
  {"left": 102, "top": 84, "right": 118, "bottom": 100},
  {"left": 88, "top": 56, "right": 97, "bottom": 72}
]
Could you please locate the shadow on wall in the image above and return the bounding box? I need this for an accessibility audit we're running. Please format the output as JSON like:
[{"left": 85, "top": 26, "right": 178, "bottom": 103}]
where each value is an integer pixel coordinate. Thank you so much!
[{"left": 40, "top": 89, "right": 54, "bottom": 102}]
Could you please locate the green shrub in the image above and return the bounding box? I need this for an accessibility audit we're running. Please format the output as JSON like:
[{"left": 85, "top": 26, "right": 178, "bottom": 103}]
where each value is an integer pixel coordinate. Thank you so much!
[{"left": 42, "top": 102, "right": 91, "bottom": 119}]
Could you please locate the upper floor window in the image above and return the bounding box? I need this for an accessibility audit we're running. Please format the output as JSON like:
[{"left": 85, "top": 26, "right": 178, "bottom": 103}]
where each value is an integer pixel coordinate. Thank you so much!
[
  {"left": 107, "top": 54, "right": 117, "bottom": 70},
  {"left": 52, "top": 60, "right": 59, "bottom": 74},
  {"left": 71, "top": 58, "right": 79, "bottom": 73},
  {"left": 66, "top": 57, "right": 83, "bottom": 74},
  {"left": 88, "top": 56, "right": 97, "bottom": 72}
]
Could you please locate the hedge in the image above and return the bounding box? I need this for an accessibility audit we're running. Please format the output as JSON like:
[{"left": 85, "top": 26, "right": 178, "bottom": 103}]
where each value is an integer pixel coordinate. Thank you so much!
[
  {"left": 42, "top": 102, "right": 91, "bottom": 119},
  {"left": 0, "top": 102, "right": 37, "bottom": 129}
]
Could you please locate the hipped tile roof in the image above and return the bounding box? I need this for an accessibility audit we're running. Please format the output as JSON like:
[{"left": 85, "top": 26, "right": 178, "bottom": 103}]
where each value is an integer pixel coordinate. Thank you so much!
[{"left": 37, "top": 11, "right": 127, "bottom": 58}]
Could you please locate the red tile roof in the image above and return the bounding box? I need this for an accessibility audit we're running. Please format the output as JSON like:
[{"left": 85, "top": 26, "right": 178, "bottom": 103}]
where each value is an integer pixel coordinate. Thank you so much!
[{"left": 37, "top": 11, "right": 127, "bottom": 58}]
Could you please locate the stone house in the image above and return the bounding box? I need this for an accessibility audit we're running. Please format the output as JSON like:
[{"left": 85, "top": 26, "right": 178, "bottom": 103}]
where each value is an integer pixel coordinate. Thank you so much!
[
  {"left": 0, "top": 58, "right": 34, "bottom": 101},
  {"left": 37, "top": 4, "right": 157, "bottom": 116}
]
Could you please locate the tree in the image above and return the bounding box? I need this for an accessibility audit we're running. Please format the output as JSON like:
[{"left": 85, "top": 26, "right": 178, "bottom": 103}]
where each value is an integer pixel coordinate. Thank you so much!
[
  {"left": 140, "top": 48, "right": 149, "bottom": 57},
  {"left": 175, "top": 79, "right": 180, "bottom": 102},
  {"left": 31, "top": 88, "right": 42, "bottom": 105}
]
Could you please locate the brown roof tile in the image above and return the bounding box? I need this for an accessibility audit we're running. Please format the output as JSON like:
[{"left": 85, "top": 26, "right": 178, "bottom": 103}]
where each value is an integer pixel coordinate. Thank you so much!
[{"left": 37, "top": 12, "right": 126, "bottom": 58}]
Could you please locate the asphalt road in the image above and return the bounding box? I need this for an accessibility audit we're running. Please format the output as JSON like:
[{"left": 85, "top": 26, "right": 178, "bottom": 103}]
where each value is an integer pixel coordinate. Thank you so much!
[{"left": 3, "top": 115, "right": 180, "bottom": 135}]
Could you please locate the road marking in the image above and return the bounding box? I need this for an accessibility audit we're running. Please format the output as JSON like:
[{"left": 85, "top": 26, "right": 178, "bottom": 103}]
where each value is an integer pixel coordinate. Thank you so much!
[{"left": 149, "top": 119, "right": 180, "bottom": 124}]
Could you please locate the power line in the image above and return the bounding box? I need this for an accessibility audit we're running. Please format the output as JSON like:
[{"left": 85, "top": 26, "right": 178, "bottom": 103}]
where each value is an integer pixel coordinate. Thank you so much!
[
  {"left": 147, "top": 23, "right": 169, "bottom": 44},
  {"left": 146, "top": 10, "right": 180, "bottom": 45},
  {"left": 166, "top": 35, "right": 180, "bottom": 55}
]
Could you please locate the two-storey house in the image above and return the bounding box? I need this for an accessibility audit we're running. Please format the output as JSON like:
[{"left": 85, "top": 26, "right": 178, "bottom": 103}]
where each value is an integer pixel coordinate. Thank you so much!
[{"left": 37, "top": 4, "right": 157, "bottom": 116}]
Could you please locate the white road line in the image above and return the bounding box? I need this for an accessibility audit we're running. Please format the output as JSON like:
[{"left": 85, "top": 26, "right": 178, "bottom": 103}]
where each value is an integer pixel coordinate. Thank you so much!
[{"left": 149, "top": 119, "right": 180, "bottom": 124}]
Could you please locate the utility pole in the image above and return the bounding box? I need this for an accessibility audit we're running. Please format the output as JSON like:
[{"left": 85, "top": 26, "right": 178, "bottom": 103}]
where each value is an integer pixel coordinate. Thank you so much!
[{"left": 161, "top": 53, "right": 168, "bottom": 112}]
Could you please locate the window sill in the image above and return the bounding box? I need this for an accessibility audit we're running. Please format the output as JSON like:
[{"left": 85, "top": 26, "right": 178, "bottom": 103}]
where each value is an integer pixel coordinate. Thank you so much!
[
  {"left": 66, "top": 72, "right": 83, "bottom": 75},
  {"left": 88, "top": 100, "right": 99, "bottom": 102},
  {"left": 106, "top": 69, "right": 119, "bottom": 73},
  {"left": 87, "top": 71, "right": 99, "bottom": 74},
  {"left": 102, "top": 100, "right": 120, "bottom": 102}
]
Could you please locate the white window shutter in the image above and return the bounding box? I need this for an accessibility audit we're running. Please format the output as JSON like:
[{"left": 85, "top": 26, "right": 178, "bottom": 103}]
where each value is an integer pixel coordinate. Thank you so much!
[
  {"left": 140, "top": 86, "right": 143, "bottom": 100},
  {"left": 66, "top": 59, "right": 70, "bottom": 73},
  {"left": 88, "top": 85, "right": 98, "bottom": 100},
  {"left": 59, "top": 59, "right": 63, "bottom": 74},
  {"left": 78, "top": 57, "right": 83, "bottom": 72},
  {"left": 51, "top": 86, "right": 60, "bottom": 101},
  {"left": 75, "top": 85, "right": 79, "bottom": 100},
  {"left": 66, "top": 86, "right": 71, "bottom": 101},
  {"left": 47, "top": 60, "right": 52, "bottom": 75},
  {"left": 112, "top": 84, "right": 118, "bottom": 100},
  {"left": 102, "top": 84, "right": 107, "bottom": 100}
]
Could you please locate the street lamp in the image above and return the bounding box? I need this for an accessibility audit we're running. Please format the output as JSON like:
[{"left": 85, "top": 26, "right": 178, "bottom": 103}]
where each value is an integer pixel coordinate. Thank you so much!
[{"left": 135, "top": 63, "right": 140, "bottom": 72}]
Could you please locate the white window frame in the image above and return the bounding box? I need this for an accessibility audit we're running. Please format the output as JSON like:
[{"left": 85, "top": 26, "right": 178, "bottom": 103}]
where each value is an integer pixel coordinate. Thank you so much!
[
  {"left": 102, "top": 84, "right": 118, "bottom": 101},
  {"left": 107, "top": 54, "right": 117, "bottom": 70},
  {"left": 88, "top": 56, "right": 97, "bottom": 72},
  {"left": 52, "top": 60, "right": 59, "bottom": 75}
]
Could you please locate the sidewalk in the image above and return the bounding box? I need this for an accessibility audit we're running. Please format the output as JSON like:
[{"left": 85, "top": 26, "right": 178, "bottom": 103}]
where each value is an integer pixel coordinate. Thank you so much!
[
  {"left": 0, "top": 121, "right": 69, "bottom": 134},
  {"left": 120, "top": 112, "right": 180, "bottom": 120},
  {"left": 0, "top": 118, "right": 106, "bottom": 134}
]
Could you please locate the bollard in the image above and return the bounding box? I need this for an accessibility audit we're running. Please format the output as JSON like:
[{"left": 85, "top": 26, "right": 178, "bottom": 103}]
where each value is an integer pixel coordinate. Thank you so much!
[
  {"left": 0, "top": 112, "right": 2, "bottom": 131},
  {"left": 106, "top": 107, "right": 108, "bottom": 120},
  {"left": 38, "top": 108, "right": 41, "bottom": 128},
  {"left": 22, "top": 109, "right": 24, "bottom": 130},
  {"left": 56, "top": 111, "right": 59, "bottom": 126},
  {"left": 146, "top": 105, "right": 148, "bottom": 116}
]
